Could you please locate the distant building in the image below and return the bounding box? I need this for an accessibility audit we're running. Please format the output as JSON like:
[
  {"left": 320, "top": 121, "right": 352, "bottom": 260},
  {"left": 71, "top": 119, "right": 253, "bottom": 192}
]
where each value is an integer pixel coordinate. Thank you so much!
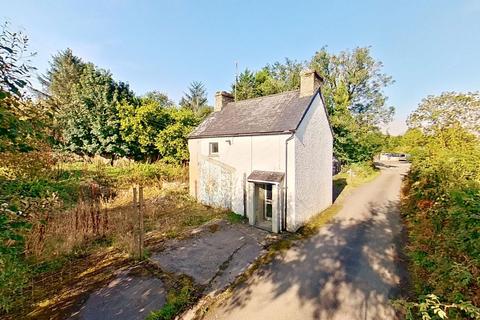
[{"left": 379, "top": 153, "right": 410, "bottom": 161}]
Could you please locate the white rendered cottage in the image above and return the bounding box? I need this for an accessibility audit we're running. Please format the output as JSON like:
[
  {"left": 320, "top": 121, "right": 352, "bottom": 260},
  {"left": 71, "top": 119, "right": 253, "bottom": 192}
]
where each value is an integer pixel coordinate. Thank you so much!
[{"left": 188, "top": 69, "right": 333, "bottom": 233}]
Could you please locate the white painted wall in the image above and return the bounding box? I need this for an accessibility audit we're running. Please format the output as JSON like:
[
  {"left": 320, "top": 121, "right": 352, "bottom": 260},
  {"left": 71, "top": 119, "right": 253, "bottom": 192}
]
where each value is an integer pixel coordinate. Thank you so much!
[
  {"left": 188, "top": 134, "right": 295, "bottom": 217},
  {"left": 292, "top": 93, "right": 333, "bottom": 230},
  {"left": 188, "top": 91, "right": 333, "bottom": 232}
]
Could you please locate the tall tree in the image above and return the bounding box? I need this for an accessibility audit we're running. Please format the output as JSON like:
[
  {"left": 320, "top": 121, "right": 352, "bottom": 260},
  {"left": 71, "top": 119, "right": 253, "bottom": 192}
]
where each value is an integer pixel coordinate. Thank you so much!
[
  {"left": 233, "top": 60, "right": 305, "bottom": 100},
  {"left": 179, "top": 81, "right": 208, "bottom": 112},
  {"left": 39, "top": 48, "right": 84, "bottom": 109},
  {"left": 407, "top": 92, "right": 480, "bottom": 136},
  {"left": 233, "top": 69, "right": 260, "bottom": 100},
  {"left": 231, "top": 47, "right": 394, "bottom": 163},
  {"left": 309, "top": 47, "right": 394, "bottom": 163},
  {"left": 310, "top": 47, "right": 394, "bottom": 127},
  {"left": 42, "top": 50, "right": 135, "bottom": 161},
  {"left": 155, "top": 108, "right": 200, "bottom": 163}
]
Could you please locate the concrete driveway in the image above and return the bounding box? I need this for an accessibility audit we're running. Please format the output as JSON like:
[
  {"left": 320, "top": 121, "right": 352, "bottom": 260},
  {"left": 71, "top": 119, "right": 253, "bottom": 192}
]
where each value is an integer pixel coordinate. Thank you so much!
[
  {"left": 74, "top": 220, "right": 273, "bottom": 320},
  {"left": 204, "top": 163, "right": 410, "bottom": 320}
]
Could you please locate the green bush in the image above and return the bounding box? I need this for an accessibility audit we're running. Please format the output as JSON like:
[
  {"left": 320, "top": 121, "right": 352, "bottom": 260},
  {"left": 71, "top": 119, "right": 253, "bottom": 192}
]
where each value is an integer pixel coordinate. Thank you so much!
[{"left": 401, "top": 126, "right": 480, "bottom": 319}]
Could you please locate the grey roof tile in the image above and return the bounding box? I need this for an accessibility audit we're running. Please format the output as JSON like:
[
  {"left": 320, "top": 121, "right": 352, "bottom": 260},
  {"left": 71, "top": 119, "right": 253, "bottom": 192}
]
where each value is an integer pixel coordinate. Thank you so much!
[{"left": 189, "top": 90, "right": 315, "bottom": 138}]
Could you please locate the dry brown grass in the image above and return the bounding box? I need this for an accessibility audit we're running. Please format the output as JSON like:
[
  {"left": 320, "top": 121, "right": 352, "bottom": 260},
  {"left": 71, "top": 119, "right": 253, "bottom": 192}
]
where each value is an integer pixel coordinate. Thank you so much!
[
  {"left": 25, "top": 182, "right": 228, "bottom": 260},
  {"left": 8, "top": 182, "right": 229, "bottom": 319}
]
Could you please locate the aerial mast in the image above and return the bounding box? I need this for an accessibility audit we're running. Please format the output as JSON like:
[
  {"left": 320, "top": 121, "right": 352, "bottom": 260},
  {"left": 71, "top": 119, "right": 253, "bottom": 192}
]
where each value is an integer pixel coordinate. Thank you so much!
[{"left": 234, "top": 61, "right": 238, "bottom": 101}]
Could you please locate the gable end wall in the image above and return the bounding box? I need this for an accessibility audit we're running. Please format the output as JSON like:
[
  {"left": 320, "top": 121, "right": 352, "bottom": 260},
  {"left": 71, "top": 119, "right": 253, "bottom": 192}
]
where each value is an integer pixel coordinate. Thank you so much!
[{"left": 292, "top": 93, "right": 333, "bottom": 230}]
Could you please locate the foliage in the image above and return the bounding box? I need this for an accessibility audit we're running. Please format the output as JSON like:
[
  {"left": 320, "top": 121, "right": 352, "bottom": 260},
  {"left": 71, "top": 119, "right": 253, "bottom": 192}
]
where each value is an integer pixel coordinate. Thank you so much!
[
  {"left": 233, "top": 69, "right": 259, "bottom": 100},
  {"left": 231, "top": 47, "right": 394, "bottom": 163},
  {"left": 146, "top": 278, "right": 195, "bottom": 320},
  {"left": 41, "top": 50, "right": 136, "bottom": 160},
  {"left": 397, "top": 294, "right": 480, "bottom": 320},
  {"left": 143, "top": 90, "right": 174, "bottom": 106},
  {"left": 0, "top": 22, "right": 35, "bottom": 98},
  {"left": 179, "top": 81, "right": 209, "bottom": 113},
  {"left": 119, "top": 96, "right": 201, "bottom": 163},
  {"left": 118, "top": 96, "right": 172, "bottom": 160},
  {"left": 155, "top": 108, "right": 200, "bottom": 163},
  {"left": 0, "top": 23, "right": 45, "bottom": 153},
  {"left": 310, "top": 46, "right": 394, "bottom": 127},
  {"left": 407, "top": 92, "right": 480, "bottom": 136},
  {"left": 233, "top": 59, "right": 304, "bottom": 100},
  {"left": 401, "top": 125, "right": 480, "bottom": 319}
]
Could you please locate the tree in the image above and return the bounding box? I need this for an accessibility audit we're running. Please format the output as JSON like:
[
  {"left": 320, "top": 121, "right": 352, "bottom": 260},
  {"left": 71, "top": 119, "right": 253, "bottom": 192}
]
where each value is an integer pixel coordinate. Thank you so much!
[
  {"left": 231, "top": 47, "right": 394, "bottom": 163},
  {"left": 407, "top": 92, "right": 480, "bottom": 136},
  {"left": 233, "top": 69, "right": 259, "bottom": 100},
  {"left": 142, "top": 90, "right": 173, "bottom": 106},
  {"left": 41, "top": 50, "right": 136, "bottom": 161},
  {"left": 39, "top": 48, "right": 83, "bottom": 108},
  {"left": 310, "top": 47, "right": 394, "bottom": 127},
  {"left": 62, "top": 63, "right": 135, "bottom": 160},
  {"left": 179, "top": 81, "right": 208, "bottom": 113},
  {"left": 155, "top": 108, "right": 200, "bottom": 163},
  {"left": 0, "top": 22, "right": 42, "bottom": 153},
  {"left": 233, "top": 60, "right": 305, "bottom": 101},
  {"left": 118, "top": 93, "right": 174, "bottom": 160},
  {"left": 0, "top": 22, "right": 35, "bottom": 98}
]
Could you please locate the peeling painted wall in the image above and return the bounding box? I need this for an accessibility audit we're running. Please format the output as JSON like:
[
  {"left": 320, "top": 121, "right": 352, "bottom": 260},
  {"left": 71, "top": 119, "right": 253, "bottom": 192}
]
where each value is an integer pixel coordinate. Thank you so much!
[
  {"left": 188, "top": 135, "right": 293, "bottom": 216},
  {"left": 198, "top": 157, "right": 234, "bottom": 209}
]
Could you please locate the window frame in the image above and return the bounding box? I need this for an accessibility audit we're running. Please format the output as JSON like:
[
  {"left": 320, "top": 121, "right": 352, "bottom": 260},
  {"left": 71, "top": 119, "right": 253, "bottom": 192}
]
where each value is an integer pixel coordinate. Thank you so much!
[{"left": 209, "top": 142, "right": 219, "bottom": 156}]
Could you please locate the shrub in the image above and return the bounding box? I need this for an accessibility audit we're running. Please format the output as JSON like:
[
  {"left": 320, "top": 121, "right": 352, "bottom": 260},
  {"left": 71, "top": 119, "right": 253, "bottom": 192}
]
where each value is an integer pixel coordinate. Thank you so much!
[{"left": 401, "top": 126, "right": 480, "bottom": 318}]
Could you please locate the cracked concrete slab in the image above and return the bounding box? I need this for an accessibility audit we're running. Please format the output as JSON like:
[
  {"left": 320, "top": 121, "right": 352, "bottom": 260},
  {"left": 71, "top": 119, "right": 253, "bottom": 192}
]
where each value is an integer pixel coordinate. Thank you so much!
[
  {"left": 150, "top": 220, "right": 271, "bottom": 291},
  {"left": 72, "top": 268, "right": 166, "bottom": 320}
]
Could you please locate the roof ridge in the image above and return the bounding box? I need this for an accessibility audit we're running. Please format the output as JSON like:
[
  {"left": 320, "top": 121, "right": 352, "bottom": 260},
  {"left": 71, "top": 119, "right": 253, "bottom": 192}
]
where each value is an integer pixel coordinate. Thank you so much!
[{"left": 228, "top": 89, "right": 300, "bottom": 105}]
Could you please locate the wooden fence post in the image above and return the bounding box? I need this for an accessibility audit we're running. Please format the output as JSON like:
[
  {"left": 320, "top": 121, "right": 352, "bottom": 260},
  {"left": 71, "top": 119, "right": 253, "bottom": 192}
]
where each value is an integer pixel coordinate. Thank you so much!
[
  {"left": 138, "top": 185, "right": 144, "bottom": 259},
  {"left": 132, "top": 186, "right": 138, "bottom": 257}
]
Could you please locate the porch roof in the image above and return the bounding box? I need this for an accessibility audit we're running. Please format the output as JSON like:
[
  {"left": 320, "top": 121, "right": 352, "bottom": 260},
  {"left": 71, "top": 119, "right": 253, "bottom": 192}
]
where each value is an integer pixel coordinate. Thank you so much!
[{"left": 247, "top": 170, "right": 285, "bottom": 184}]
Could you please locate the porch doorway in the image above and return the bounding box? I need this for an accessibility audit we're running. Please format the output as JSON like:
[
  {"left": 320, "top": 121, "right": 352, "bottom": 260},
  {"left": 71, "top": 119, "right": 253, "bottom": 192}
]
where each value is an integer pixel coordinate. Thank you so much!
[
  {"left": 255, "top": 183, "right": 273, "bottom": 230},
  {"left": 247, "top": 170, "right": 284, "bottom": 233}
]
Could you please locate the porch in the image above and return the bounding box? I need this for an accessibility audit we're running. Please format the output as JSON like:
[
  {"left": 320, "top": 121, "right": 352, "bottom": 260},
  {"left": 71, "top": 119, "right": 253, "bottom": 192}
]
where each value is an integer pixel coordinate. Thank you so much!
[{"left": 246, "top": 170, "right": 285, "bottom": 233}]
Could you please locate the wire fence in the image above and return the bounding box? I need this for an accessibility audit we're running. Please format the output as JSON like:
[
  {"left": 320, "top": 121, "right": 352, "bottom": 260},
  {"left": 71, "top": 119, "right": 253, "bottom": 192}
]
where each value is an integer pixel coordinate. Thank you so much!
[{"left": 3, "top": 186, "right": 147, "bottom": 318}]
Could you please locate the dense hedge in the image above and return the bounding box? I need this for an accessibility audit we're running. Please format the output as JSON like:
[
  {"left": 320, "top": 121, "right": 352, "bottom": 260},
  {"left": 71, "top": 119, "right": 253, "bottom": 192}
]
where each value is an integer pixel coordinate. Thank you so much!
[{"left": 401, "top": 127, "right": 480, "bottom": 319}]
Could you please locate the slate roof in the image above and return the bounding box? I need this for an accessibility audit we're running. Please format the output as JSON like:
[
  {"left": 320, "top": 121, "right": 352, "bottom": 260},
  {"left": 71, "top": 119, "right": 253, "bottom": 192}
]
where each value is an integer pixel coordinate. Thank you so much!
[
  {"left": 247, "top": 170, "right": 285, "bottom": 184},
  {"left": 189, "top": 90, "right": 316, "bottom": 138}
]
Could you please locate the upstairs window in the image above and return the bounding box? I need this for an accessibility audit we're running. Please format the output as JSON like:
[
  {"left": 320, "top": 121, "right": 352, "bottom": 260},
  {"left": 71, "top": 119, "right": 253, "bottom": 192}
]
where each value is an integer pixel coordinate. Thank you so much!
[{"left": 209, "top": 142, "right": 219, "bottom": 155}]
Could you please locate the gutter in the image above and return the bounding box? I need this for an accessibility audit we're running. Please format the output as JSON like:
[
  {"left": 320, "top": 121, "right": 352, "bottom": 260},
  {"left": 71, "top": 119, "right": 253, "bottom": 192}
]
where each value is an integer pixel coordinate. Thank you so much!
[{"left": 283, "top": 131, "right": 295, "bottom": 231}]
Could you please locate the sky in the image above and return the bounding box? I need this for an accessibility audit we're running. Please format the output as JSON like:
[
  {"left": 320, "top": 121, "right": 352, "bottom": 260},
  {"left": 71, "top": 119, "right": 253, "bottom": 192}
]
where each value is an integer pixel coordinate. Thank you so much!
[{"left": 3, "top": 0, "right": 480, "bottom": 135}]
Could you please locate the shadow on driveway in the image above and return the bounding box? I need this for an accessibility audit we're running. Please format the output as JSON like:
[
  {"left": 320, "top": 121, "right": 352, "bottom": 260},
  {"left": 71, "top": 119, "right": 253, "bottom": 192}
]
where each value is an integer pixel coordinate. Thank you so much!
[{"left": 211, "top": 200, "right": 408, "bottom": 320}]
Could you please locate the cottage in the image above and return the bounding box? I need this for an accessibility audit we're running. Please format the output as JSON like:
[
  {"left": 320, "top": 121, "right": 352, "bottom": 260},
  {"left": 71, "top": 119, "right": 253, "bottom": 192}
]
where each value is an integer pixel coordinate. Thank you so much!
[{"left": 188, "top": 69, "right": 333, "bottom": 233}]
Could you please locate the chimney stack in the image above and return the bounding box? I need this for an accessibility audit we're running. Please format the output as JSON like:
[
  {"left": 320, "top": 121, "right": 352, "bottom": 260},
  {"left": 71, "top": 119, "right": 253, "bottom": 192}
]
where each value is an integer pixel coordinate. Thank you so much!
[
  {"left": 214, "top": 91, "right": 234, "bottom": 112},
  {"left": 300, "top": 69, "right": 323, "bottom": 97}
]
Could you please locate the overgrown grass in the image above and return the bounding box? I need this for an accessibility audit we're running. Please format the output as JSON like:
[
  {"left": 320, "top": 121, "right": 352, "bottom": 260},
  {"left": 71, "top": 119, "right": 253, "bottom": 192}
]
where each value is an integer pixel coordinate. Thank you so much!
[
  {"left": 335, "top": 161, "right": 380, "bottom": 187},
  {"left": 0, "top": 153, "right": 223, "bottom": 316},
  {"left": 226, "top": 211, "right": 248, "bottom": 224},
  {"left": 146, "top": 278, "right": 196, "bottom": 320}
]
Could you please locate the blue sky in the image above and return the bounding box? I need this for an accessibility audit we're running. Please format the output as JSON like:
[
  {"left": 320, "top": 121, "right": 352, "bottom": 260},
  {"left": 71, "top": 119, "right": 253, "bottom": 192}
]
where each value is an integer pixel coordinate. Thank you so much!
[{"left": 3, "top": 0, "right": 480, "bottom": 134}]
